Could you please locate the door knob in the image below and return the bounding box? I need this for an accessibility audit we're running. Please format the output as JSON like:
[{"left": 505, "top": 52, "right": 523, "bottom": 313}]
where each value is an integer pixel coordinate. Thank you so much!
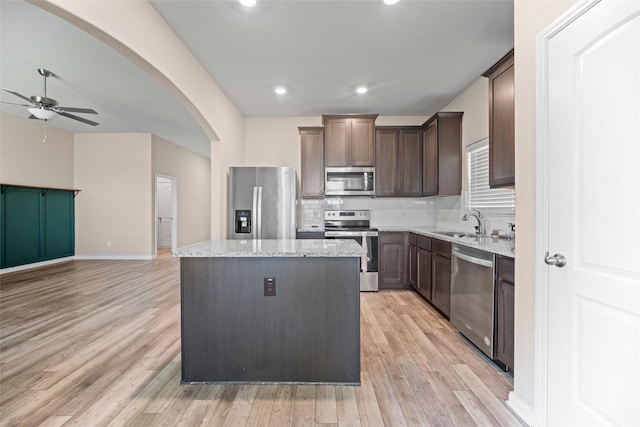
[{"left": 544, "top": 252, "right": 567, "bottom": 267}]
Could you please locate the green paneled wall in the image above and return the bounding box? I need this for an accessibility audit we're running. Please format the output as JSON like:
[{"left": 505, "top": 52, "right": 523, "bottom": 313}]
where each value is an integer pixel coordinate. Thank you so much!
[{"left": 1, "top": 185, "right": 75, "bottom": 269}]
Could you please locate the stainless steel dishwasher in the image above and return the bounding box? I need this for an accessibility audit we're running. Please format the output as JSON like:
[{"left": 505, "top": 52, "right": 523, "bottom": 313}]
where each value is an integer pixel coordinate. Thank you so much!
[{"left": 450, "top": 244, "right": 495, "bottom": 358}]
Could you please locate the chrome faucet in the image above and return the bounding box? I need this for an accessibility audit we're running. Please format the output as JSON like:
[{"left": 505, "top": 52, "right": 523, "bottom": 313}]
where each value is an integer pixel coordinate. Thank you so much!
[{"left": 462, "top": 209, "right": 485, "bottom": 235}]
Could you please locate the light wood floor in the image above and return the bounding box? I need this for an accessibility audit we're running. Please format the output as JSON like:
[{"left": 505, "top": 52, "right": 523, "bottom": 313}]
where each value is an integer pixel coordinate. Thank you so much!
[{"left": 0, "top": 249, "right": 521, "bottom": 426}]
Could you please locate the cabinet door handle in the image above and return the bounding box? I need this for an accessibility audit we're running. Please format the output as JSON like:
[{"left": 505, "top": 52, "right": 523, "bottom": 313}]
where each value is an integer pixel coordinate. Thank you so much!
[{"left": 544, "top": 252, "right": 567, "bottom": 267}]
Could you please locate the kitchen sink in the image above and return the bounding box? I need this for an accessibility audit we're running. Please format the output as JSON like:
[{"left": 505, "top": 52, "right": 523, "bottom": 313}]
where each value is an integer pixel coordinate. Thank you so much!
[{"left": 434, "top": 231, "right": 485, "bottom": 239}]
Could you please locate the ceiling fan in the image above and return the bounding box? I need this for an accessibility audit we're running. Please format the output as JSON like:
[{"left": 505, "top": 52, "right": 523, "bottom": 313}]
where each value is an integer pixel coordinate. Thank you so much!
[{"left": 1, "top": 68, "right": 99, "bottom": 126}]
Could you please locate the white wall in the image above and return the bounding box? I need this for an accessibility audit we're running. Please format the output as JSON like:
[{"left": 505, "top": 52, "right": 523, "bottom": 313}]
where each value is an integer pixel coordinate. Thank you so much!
[
  {"left": 0, "top": 112, "right": 74, "bottom": 188},
  {"left": 511, "top": 0, "right": 577, "bottom": 422},
  {"left": 74, "top": 133, "right": 153, "bottom": 257},
  {"left": 152, "top": 134, "right": 211, "bottom": 248}
]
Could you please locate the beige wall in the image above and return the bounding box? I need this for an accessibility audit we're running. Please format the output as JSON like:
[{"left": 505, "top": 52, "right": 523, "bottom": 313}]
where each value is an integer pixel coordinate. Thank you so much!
[
  {"left": 74, "top": 133, "right": 153, "bottom": 257},
  {"left": 442, "top": 77, "right": 491, "bottom": 191},
  {"left": 512, "top": 0, "right": 577, "bottom": 420},
  {"left": 374, "top": 116, "right": 428, "bottom": 126},
  {"left": 243, "top": 115, "right": 428, "bottom": 225},
  {"left": 0, "top": 111, "right": 210, "bottom": 256},
  {"left": 442, "top": 77, "right": 490, "bottom": 149},
  {"left": 243, "top": 117, "right": 321, "bottom": 191},
  {"left": 243, "top": 116, "right": 431, "bottom": 169},
  {"left": 35, "top": 0, "right": 245, "bottom": 240},
  {"left": 243, "top": 115, "right": 429, "bottom": 181},
  {"left": 0, "top": 112, "right": 74, "bottom": 188},
  {"left": 152, "top": 135, "right": 211, "bottom": 248}
]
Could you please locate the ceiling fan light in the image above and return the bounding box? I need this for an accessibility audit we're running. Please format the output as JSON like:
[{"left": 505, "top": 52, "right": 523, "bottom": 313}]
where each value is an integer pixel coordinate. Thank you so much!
[
  {"left": 28, "top": 107, "right": 57, "bottom": 121},
  {"left": 239, "top": 0, "right": 257, "bottom": 7},
  {"left": 383, "top": 0, "right": 400, "bottom": 5}
]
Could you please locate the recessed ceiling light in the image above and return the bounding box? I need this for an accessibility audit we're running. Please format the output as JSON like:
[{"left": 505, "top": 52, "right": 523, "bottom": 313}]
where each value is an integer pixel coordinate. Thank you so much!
[
  {"left": 356, "top": 86, "right": 368, "bottom": 94},
  {"left": 274, "top": 87, "right": 287, "bottom": 95},
  {"left": 383, "top": 0, "right": 400, "bottom": 5},
  {"left": 239, "top": 0, "right": 257, "bottom": 7}
]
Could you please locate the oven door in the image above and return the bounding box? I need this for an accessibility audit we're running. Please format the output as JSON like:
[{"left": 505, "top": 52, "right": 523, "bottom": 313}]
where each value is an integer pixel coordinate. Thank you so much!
[{"left": 324, "top": 230, "right": 378, "bottom": 291}]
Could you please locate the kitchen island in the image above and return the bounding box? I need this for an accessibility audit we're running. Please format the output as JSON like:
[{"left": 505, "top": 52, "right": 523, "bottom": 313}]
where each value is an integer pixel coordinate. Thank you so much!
[{"left": 175, "top": 239, "right": 365, "bottom": 384}]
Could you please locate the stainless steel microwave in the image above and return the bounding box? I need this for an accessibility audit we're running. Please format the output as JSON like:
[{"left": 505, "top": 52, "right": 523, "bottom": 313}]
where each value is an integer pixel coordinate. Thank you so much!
[{"left": 325, "top": 167, "right": 375, "bottom": 196}]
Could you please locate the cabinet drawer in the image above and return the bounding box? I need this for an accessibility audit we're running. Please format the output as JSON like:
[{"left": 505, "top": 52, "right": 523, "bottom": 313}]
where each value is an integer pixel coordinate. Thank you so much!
[
  {"left": 497, "top": 256, "right": 515, "bottom": 284},
  {"left": 380, "top": 231, "right": 406, "bottom": 244},
  {"left": 296, "top": 231, "right": 325, "bottom": 239},
  {"left": 432, "top": 239, "right": 451, "bottom": 258},
  {"left": 416, "top": 235, "right": 431, "bottom": 251},
  {"left": 409, "top": 233, "right": 417, "bottom": 246}
]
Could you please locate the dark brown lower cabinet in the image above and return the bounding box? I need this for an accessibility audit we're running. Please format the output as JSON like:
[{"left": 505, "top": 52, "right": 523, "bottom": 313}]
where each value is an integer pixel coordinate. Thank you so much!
[
  {"left": 494, "top": 256, "right": 515, "bottom": 373},
  {"left": 296, "top": 230, "right": 325, "bottom": 239},
  {"left": 180, "top": 256, "right": 360, "bottom": 383},
  {"left": 415, "top": 235, "right": 432, "bottom": 301},
  {"left": 416, "top": 247, "right": 432, "bottom": 300},
  {"left": 431, "top": 239, "right": 451, "bottom": 318},
  {"left": 408, "top": 234, "right": 417, "bottom": 289},
  {"left": 378, "top": 232, "right": 409, "bottom": 289}
]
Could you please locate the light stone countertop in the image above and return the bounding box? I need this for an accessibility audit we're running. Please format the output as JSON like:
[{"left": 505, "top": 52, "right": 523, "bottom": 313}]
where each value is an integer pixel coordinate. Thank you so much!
[
  {"left": 296, "top": 226, "right": 325, "bottom": 233},
  {"left": 175, "top": 239, "right": 366, "bottom": 258},
  {"left": 376, "top": 225, "right": 515, "bottom": 258}
]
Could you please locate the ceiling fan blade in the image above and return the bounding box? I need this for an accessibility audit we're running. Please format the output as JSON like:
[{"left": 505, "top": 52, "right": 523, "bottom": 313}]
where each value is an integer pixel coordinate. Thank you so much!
[
  {"left": 57, "top": 111, "right": 99, "bottom": 126},
  {"left": 56, "top": 106, "right": 98, "bottom": 114},
  {"left": 2, "top": 88, "right": 34, "bottom": 104},
  {"left": 1, "top": 101, "right": 31, "bottom": 107}
]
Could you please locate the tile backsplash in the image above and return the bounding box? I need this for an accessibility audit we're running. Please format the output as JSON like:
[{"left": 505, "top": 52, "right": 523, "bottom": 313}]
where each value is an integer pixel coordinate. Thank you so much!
[
  {"left": 300, "top": 191, "right": 515, "bottom": 236},
  {"left": 301, "top": 197, "right": 436, "bottom": 228}
]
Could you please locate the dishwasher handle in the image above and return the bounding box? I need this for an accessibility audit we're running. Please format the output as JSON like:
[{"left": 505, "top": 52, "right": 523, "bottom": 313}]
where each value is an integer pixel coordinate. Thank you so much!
[{"left": 452, "top": 248, "right": 493, "bottom": 268}]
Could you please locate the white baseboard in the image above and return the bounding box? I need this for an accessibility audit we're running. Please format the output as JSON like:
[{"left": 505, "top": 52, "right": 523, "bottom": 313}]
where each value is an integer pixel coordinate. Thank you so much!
[
  {"left": 0, "top": 256, "right": 74, "bottom": 274},
  {"left": 74, "top": 255, "right": 155, "bottom": 260},
  {"left": 1, "top": 254, "right": 158, "bottom": 274},
  {"left": 506, "top": 391, "right": 536, "bottom": 427}
]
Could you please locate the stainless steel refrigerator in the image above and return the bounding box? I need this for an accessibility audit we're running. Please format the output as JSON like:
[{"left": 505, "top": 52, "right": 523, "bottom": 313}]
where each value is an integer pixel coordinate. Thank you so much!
[{"left": 228, "top": 167, "right": 297, "bottom": 239}]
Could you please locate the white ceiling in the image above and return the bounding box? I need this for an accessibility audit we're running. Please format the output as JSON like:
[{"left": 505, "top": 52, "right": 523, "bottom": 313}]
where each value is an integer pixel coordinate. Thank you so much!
[{"left": 0, "top": 0, "right": 513, "bottom": 158}]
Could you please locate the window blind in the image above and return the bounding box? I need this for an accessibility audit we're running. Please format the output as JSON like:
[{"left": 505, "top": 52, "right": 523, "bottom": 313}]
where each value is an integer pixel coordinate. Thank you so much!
[{"left": 467, "top": 139, "right": 515, "bottom": 210}]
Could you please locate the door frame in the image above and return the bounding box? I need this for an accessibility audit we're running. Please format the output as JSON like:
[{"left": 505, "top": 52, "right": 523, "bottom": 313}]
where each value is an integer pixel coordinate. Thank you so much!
[
  {"left": 154, "top": 173, "right": 178, "bottom": 256},
  {"left": 534, "top": 1, "right": 601, "bottom": 425}
]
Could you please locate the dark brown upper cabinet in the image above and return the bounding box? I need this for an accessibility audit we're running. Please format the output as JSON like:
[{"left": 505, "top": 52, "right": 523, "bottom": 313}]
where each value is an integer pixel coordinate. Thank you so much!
[
  {"left": 421, "top": 112, "right": 463, "bottom": 196},
  {"left": 375, "top": 127, "right": 422, "bottom": 197},
  {"left": 483, "top": 49, "right": 515, "bottom": 188},
  {"left": 298, "top": 127, "right": 325, "bottom": 199},
  {"left": 322, "top": 115, "right": 377, "bottom": 167}
]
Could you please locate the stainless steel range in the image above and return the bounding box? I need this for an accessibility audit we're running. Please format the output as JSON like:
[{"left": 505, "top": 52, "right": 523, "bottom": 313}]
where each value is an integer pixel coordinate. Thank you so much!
[{"left": 324, "top": 210, "right": 378, "bottom": 291}]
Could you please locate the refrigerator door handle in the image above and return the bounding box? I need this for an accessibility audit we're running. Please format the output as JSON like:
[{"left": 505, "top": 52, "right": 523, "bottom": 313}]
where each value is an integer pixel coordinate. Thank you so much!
[
  {"left": 252, "top": 186, "right": 259, "bottom": 239},
  {"left": 256, "top": 186, "right": 263, "bottom": 238}
]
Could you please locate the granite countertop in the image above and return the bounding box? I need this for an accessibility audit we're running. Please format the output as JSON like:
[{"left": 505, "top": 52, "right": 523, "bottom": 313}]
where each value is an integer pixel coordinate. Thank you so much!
[
  {"left": 175, "top": 239, "right": 366, "bottom": 258},
  {"left": 297, "top": 226, "right": 325, "bottom": 232},
  {"left": 376, "top": 225, "right": 515, "bottom": 258}
]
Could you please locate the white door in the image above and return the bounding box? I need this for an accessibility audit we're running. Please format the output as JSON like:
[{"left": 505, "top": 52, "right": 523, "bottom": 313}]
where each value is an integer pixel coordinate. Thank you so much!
[
  {"left": 157, "top": 178, "right": 173, "bottom": 248},
  {"left": 543, "top": 1, "right": 640, "bottom": 426}
]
